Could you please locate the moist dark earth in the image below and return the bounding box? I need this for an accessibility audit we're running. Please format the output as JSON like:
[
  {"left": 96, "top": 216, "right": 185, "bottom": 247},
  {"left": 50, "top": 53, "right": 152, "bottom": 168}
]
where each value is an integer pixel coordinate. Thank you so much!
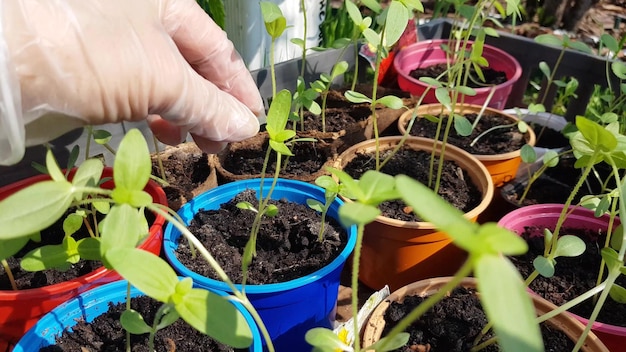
[
  {"left": 511, "top": 227, "right": 626, "bottom": 327},
  {"left": 409, "top": 64, "right": 508, "bottom": 88},
  {"left": 406, "top": 113, "right": 528, "bottom": 155},
  {"left": 382, "top": 286, "right": 575, "bottom": 352},
  {"left": 41, "top": 296, "right": 248, "bottom": 352},
  {"left": 342, "top": 146, "right": 482, "bottom": 221},
  {"left": 175, "top": 189, "right": 347, "bottom": 285}
]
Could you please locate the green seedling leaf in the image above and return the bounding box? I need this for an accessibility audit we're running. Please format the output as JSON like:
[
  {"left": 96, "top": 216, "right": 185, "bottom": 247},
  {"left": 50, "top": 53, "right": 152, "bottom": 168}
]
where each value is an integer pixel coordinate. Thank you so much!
[
  {"left": 435, "top": 88, "right": 451, "bottom": 109},
  {"left": 542, "top": 150, "right": 559, "bottom": 167},
  {"left": 21, "top": 241, "right": 75, "bottom": 272},
  {"left": 0, "top": 180, "right": 74, "bottom": 240},
  {"left": 76, "top": 237, "right": 101, "bottom": 261},
  {"left": 476, "top": 223, "right": 528, "bottom": 256},
  {"left": 580, "top": 195, "right": 601, "bottom": 211},
  {"left": 359, "top": 171, "right": 398, "bottom": 205},
  {"left": 576, "top": 116, "right": 617, "bottom": 152},
  {"left": 384, "top": 1, "right": 409, "bottom": 48},
  {"left": 366, "top": 332, "right": 411, "bottom": 351},
  {"left": 269, "top": 140, "right": 293, "bottom": 156},
  {"left": 554, "top": 235, "right": 586, "bottom": 258},
  {"left": 114, "top": 129, "right": 151, "bottom": 192},
  {"left": 360, "top": 0, "right": 382, "bottom": 13},
  {"left": 260, "top": 1, "right": 286, "bottom": 39},
  {"left": 600, "top": 33, "right": 619, "bottom": 53},
  {"left": 0, "top": 236, "right": 31, "bottom": 261},
  {"left": 600, "top": 112, "right": 619, "bottom": 124},
  {"left": 46, "top": 149, "right": 66, "bottom": 183},
  {"left": 265, "top": 90, "right": 292, "bottom": 139},
  {"left": 92, "top": 129, "right": 112, "bottom": 145},
  {"left": 176, "top": 288, "right": 253, "bottom": 348},
  {"left": 63, "top": 213, "right": 83, "bottom": 236},
  {"left": 331, "top": 61, "right": 349, "bottom": 78},
  {"left": 290, "top": 38, "right": 305, "bottom": 49},
  {"left": 121, "top": 309, "right": 152, "bottom": 334},
  {"left": 156, "top": 305, "right": 180, "bottom": 330},
  {"left": 305, "top": 327, "right": 353, "bottom": 351},
  {"left": 315, "top": 175, "right": 339, "bottom": 192},
  {"left": 99, "top": 204, "right": 143, "bottom": 257},
  {"left": 362, "top": 28, "right": 380, "bottom": 48},
  {"left": 93, "top": 201, "right": 110, "bottom": 215},
  {"left": 72, "top": 158, "right": 104, "bottom": 191},
  {"left": 569, "top": 40, "right": 593, "bottom": 54},
  {"left": 595, "top": 196, "right": 611, "bottom": 217},
  {"left": 66, "top": 145, "right": 79, "bottom": 173},
  {"left": 534, "top": 34, "right": 563, "bottom": 48},
  {"left": 402, "top": 0, "right": 424, "bottom": 12},
  {"left": 612, "top": 61, "right": 626, "bottom": 80},
  {"left": 272, "top": 130, "right": 296, "bottom": 143},
  {"left": 601, "top": 247, "right": 623, "bottom": 272},
  {"left": 395, "top": 175, "right": 479, "bottom": 252},
  {"left": 307, "top": 199, "right": 324, "bottom": 212},
  {"left": 483, "top": 27, "right": 499, "bottom": 37},
  {"left": 533, "top": 255, "right": 555, "bottom": 277},
  {"left": 520, "top": 144, "right": 537, "bottom": 163},
  {"left": 456, "top": 86, "right": 477, "bottom": 96},
  {"left": 528, "top": 103, "right": 546, "bottom": 114},
  {"left": 419, "top": 77, "right": 443, "bottom": 88},
  {"left": 265, "top": 204, "right": 279, "bottom": 217},
  {"left": 518, "top": 121, "right": 529, "bottom": 134},
  {"left": 63, "top": 236, "right": 80, "bottom": 264},
  {"left": 475, "top": 255, "right": 543, "bottom": 352},
  {"left": 106, "top": 247, "right": 178, "bottom": 302},
  {"left": 344, "top": 90, "right": 372, "bottom": 104},
  {"left": 543, "top": 229, "right": 554, "bottom": 250},
  {"left": 376, "top": 96, "right": 404, "bottom": 110},
  {"left": 454, "top": 115, "right": 473, "bottom": 137},
  {"left": 338, "top": 202, "right": 380, "bottom": 227},
  {"left": 610, "top": 224, "right": 624, "bottom": 251},
  {"left": 610, "top": 284, "right": 626, "bottom": 304},
  {"left": 236, "top": 201, "right": 257, "bottom": 212},
  {"left": 111, "top": 188, "right": 152, "bottom": 208},
  {"left": 345, "top": 0, "right": 362, "bottom": 23},
  {"left": 538, "top": 61, "right": 551, "bottom": 79}
]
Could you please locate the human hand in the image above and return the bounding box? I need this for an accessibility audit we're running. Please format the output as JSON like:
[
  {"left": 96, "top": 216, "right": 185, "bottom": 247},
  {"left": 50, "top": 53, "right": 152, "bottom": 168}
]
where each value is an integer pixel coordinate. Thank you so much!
[{"left": 0, "top": 0, "right": 263, "bottom": 165}]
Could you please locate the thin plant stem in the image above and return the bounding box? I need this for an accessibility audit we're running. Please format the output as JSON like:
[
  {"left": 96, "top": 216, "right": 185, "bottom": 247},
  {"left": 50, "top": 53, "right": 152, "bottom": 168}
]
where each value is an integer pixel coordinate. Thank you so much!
[
  {"left": 126, "top": 282, "right": 132, "bottom": 352},
  {"left": 350, "top": 224, "right": 365, "bottom": 352},
  {"left": 1, "top": 259, "right": 17, "bottom": 291},
  {"left": 151, "top": 134, "right": 167, "bottom": 183}
]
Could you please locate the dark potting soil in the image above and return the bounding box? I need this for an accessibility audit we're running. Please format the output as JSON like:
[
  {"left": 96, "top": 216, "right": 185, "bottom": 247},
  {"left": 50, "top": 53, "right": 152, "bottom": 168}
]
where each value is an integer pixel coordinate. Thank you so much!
[
  {"left": 221, "top": 137, "right": 334, "bottom": 177},
  {"left": 510, "top": 228, "right": 626, "bottom": 327},
  {"left": 502, "top": 175, "right": 572, "bottom": 207},
  {"left": 531, "top": 124, "right": 569, "bottom": 149},
  {"left": 0, "top": 212, "right": 101, "bottom": 291},
  {"left": 408, "top": 113, "right": 527, "bottom": 155},
  {"left": 151, "top": 149, "right": 212, "bottom": 211},
  {"left": 175, "top": 189, "right": 347, "bottom": 284},
  {"left": 381, "top": 286, "right": 575, "bottom": 352},
  {"left": 409, "top": 63, "right": 508, "bottom": 88},
  {"left": 301, "top": 106, "right": 371, "bottom": 133},
  {"left": 342, "top": 147, "right": 482, "bottom": 221},
  {"left": 41, "top": 296, "right": 247, "bottom": 352}
]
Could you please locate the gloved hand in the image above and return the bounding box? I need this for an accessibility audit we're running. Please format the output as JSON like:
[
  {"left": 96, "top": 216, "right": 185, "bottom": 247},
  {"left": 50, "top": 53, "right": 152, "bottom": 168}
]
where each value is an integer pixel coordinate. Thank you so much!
[{"left": 0, "top": 0, "right": 263, "bottom": 165}]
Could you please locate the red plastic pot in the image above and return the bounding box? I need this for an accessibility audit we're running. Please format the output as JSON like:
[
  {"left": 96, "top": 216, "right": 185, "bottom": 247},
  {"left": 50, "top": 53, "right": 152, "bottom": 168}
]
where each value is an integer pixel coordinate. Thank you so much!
[
  {"left": 394, "top": 39, "right": 522, "bottom": 110},
  {"left": 0, "top": 167, "right": 167, "bottom": 347},
  {"left": 498, "top": 204, "right": 625, "bottom": 351}
]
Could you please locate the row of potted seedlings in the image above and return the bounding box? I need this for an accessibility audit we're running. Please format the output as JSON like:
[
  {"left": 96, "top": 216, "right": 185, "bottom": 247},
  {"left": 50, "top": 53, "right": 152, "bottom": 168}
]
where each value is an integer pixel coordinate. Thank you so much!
[{"left": 1, "top": 0, "right": 625, "bottom": 351}]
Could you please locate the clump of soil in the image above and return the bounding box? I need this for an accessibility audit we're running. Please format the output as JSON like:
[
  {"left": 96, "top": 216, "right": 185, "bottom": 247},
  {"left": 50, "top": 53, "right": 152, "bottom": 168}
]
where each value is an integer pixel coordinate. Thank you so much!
[
  {"left": 342, "top": 147, "right": 482, "bottom": 221},
  {"left": 41, "top": 296, "right": 248, "bottom": 352},
  {"left": 381, "top": 286, "right": 575, "bottom": 352},
  {"left": 407, "top": 113, "right": 527, "bottom": 155},
  {"left": 510, "top": 227, "right": 626, "bottom": 327},
  {"left": 175, "top": 189, "right": 347, "bottom": 284},
  {"left": 409, "top": 63, "right": 508, "bottom": 88}
]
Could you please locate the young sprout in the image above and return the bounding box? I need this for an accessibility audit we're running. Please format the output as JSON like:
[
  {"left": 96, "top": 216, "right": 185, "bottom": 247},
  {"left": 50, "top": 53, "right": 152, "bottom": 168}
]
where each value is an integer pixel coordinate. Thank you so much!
[{"left": 306, "top": 175, "right": 342, "bottom": 242}]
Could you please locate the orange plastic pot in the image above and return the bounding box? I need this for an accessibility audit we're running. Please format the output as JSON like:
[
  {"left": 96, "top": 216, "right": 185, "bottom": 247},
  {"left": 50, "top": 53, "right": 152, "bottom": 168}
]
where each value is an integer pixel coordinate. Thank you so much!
[
  {"left": 398, "top": 104, "right": 536, "bottom": 187},
  {"left": 362, "top": 277, "right": 609, "bottom": 351},
  {"left": 334, "top": 136, "right": 493, "bottom": 291},
  {"left": 0, "top": 167, "right": 167, "bottom": 347}
]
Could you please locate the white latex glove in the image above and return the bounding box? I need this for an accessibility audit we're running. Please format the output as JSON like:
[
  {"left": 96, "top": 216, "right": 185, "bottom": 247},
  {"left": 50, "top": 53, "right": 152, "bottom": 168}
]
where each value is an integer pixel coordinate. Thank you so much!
[{"left": 0, "top": 0, "right": 264, "bottom": 165}]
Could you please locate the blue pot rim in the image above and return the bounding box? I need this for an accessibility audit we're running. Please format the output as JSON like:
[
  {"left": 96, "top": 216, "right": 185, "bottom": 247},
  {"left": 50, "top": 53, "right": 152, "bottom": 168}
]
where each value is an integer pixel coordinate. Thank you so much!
[
  {"left": 163, "top": 178, "right": 357, "bottom": 293},
  {"left": 13, "top": 279, "right": 262, "bottom": 351}
]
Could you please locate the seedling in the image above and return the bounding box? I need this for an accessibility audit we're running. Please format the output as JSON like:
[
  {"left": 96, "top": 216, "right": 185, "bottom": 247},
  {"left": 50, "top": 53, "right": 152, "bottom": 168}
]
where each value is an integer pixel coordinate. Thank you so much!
[{"left": 306, "top": 175, "right": 342, "bottom": 242}]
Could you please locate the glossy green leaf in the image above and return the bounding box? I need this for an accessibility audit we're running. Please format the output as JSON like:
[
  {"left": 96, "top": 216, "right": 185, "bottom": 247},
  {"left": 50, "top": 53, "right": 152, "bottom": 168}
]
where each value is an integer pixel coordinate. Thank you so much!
[
  {"left": 92, "top": 129, "right": 112, "bottom": 145},
  {"left": 610, "top": 224, "right": 624, "bottom": 251},
  {"left": 610, "top": 284, "right": 626, "bottom": 303},
  {"left": 66, "top": 145, "right": 79, "bottom": 172},
  {"left": 315, "top": 175, "right": 339, "bottom": 192},
  {"left": 402, "top": 0, "right": 424, "bottom": 12},
  {"left": 476, "top": 223, "right": 528, "bottom": 255},
  {"left": 345, "top": 0, "right": 362, "bottom": 24},
  {"left": 265, "top": 90, "right": 292, "bottom": 139},
  {"left": 93, "top": 201, "right": 110, "bottom": 215},
  {"left": 435, "top": 88, "right": 451, "bottom": 109},
  {"left": 63, "top": 213, "right": 83, "bottom": 236},
  {"left": 290, "top": 38, "right": 305, "bottom": 49},
  {"left": 76, "top": 237, "right": 101, "bottom": 260},
  {"left": 328, "top": 167, "right": 364, "bottom": 201},
  {"left": 265, "top": 204, "right": 279, "bottom": 217},
  {"left": 569, "top": 40, "right": 593, "bottom": 54},
  {"left": 600, "top": 33, "right": 619, "bottom": 53},
  {"left": 272, "top": 129, "right": 296, "bottom": 143},
  {"left": 121, "top": 309, "right": 152, "bottom": 334},
  {"left": 176, "top": 288, "right": 253, "bottom": 348},
  {"left": 384, "top": 1, "right": 409, "bottom": 48},
  {"left": 21, "top": 244, "right": 71, "bottom": 272},
  {"left": 106, "top": 248, "right": 178, "bottom": 302},
  {"left": 456, "top": 86, "right": 477, "bottom": 96},
  {"left": 344, "top": 90, "right": 372, "bottom": 104},
  {"left": 520, "top": 144, "right": 537, "bottom": 163},
  {"left": 156, "top": 305, "right": 180, "bottom": 330},
  {"left": 99, "top": 204, "right": 143, "bottom": 256},
  {"left": 46, "top": 149, "right": 65, "bottom": 183},
  {"left": 454, "top": 115, "right": 473, "bottom": 137},
  {"left": 395, "top": 175, "right": 479, "bottom": 252},
  {"left": 360, "top": 0, "right": 382, "bottom": 13},
  {"left": 338, "top": 202, "right": 380, "bottom": 227},
  {"left": 419, "top": 77, "right": 443, "bottom": 88},
  {"left": 236, "top": 201, "right": 257, "bottom": 212},
  {"left": 0, "top": 181, "right": 74, "bottom": 240},
  {"left": 542, "top": 150, "right": 559, "bottom": 167},
  {"left": 554, "top": 235, "right": 586, "bottom": 258},
  {"left": 359, "top": 171, "right": 398, "bottom": 205},
  {"left": 331, "top": 61, "right": 349, "bottom": 79},
  {"left": 476, "top": 255, "right": 543, "bottom": 352},
  {"left": 306, "top": 199, "right": 324, "bottom": 212},
  {"left": 0, "top": 236, "right": 30, "bottom": 261},
  {"left": 111, "top": 188, "right": 153, "bottom": 208},
  {"left": 71, "top": 158, "right": 104, "bottom": 191},
  {"left": 534, "top": 34, "right": 563, "bottom": 48},
  {"left": 595, "top": 196, "right": 611, "bottom": 217},
  {"left": 612, "top": 61, "right": 626, "bottom": 80},
  {"left": 305, "top": 327, "right": 353, "bottom": 351},
  {"left": 377, "top": 96, "right": 404, "bottom": 110},
  {"left": 576, "top": 116, "right": 617, "bottom": 152},
  {"left": 362, "top": 28, "right": 380, "bottom": 47},
  {"left": 114, "top": 129, "right": 151, "bottom": 192},
  {"left": 260, "top": 2, "right": 286, "bottom": 39},
  {"left": 533, "top": 255, "right": 555, "bottom": 277},
  {"left": 601, "top": 247, "right": 622, "bottom": 272},
  {"left": 538, "top": 61, "right": 551, "bottom": 79},
  {"left": 269, "top": 140, "right": 293, "bottom": 156}
]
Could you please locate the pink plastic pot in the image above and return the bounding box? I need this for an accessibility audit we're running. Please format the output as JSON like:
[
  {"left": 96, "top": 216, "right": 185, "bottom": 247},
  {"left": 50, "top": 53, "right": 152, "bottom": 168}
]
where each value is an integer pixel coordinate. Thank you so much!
[
  {"left": 498, "top": 204, "right": 625, "bottom": 351},
  {"left": 394, "top": 39, "right": 522, "bottom": 110},
  {"left": 0, "top": 167, "right": 167, "bottom": 348}
]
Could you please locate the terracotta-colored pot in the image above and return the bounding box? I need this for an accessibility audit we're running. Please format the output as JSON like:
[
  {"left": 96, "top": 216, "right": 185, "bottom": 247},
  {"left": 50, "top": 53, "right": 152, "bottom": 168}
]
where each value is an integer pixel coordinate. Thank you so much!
[
  {"left": 498, "top": 204, "right": 626, "bottom": 352},
  {"left": 362, "top": 277, "right": 609, "bottom": 351},
  {"left": 334, "top": 136, "right": 494, "bottom": 291},
  {"left": 398, "top": 104, "right": 536, "bottom": 188},
  {"left": 393, "top": 39, "right": 522, "bottom": 110},
  {"left": 0, "top": 167, "right": 167, "bottom": 347}
]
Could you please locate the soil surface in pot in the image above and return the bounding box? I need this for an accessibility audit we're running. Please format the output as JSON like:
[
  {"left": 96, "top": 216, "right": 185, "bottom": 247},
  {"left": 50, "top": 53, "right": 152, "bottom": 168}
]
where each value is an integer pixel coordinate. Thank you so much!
[
  {"left": 511, "top": 228, "right": 626, "bottom": 327},
  {"left": 175, "top": 189, "right": 347, "bottom": 284},
  {"left": 342, "top": 147, "right": 482, "bottom": 221},
  {"left": 220, "top": 137, "right": 334, "bottom": 178},
  {"left": 151, "top": 149, "right": 212, "bottom": 211},
  {"left": 301, "top": 106, "right": 371, "bottom": 133},
  {"left": 531, "top": 124, "right": 569, "bottom": 149},
  {"left": 381, "top": 286, "right": 575, "bottom": 352},
  {"left": 407, "top": 113, "right": 527, "bottom": 155},
  {"left": 41, "top": 295, "right": 247, "bottom": 352},
  {"left": 409, "top": 63, "right": 508, "bottom": 88}
]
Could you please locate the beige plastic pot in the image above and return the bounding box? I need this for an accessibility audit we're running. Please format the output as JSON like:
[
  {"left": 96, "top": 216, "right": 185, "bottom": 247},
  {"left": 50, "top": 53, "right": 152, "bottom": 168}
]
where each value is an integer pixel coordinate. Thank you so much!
[
  {"left": 398, "top": 104, "right": 536, "bottom": 188},
  {"left": 334, "top": 136, "right": 493, "bottom": 291},
  {"left": 362, "top": 277, "right": 609, "bottom": 352}
]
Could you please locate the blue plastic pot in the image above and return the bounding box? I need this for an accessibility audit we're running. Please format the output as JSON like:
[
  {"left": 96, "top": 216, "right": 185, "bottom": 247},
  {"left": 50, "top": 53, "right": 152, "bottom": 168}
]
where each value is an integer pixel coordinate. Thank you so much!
[
  {"left": 12, "top": 280, "right": 262, "bottom": 351},
  {"left": 163, "top": 178, "right": 357, "bottom": 351}
]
